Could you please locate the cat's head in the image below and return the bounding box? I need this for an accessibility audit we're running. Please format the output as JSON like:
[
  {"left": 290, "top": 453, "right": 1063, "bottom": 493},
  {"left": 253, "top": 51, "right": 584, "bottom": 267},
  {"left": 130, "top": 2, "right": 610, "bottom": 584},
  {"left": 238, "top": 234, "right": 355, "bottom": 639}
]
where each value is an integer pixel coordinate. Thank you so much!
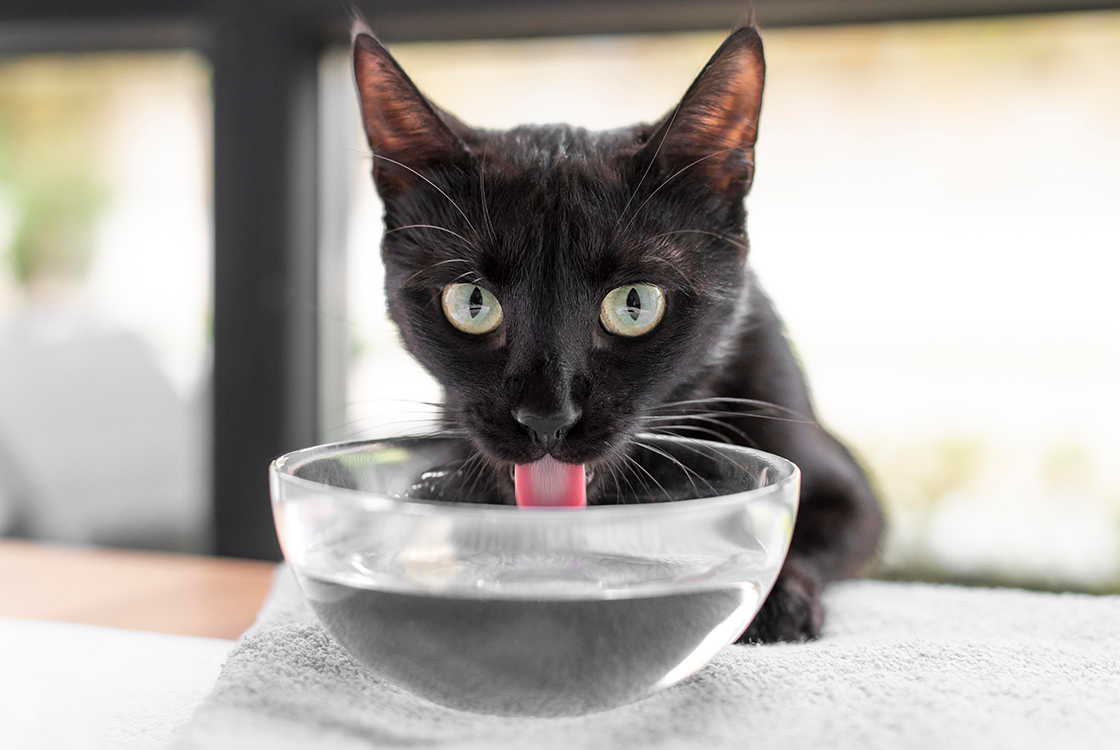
[{"left": 353, "top": 27, "right": 765, "bottom": 504}]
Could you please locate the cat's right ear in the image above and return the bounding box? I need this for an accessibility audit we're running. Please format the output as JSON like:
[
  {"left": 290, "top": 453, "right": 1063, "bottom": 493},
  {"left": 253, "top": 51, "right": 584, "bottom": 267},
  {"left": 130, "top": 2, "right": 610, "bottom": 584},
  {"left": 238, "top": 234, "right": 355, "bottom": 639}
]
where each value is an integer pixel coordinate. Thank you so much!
[
  {"left": 352, "top": 33, "right": 469, "bottom": 198},
  {"left": 638, "top": 26, "right": 765, "bottom": 196}
]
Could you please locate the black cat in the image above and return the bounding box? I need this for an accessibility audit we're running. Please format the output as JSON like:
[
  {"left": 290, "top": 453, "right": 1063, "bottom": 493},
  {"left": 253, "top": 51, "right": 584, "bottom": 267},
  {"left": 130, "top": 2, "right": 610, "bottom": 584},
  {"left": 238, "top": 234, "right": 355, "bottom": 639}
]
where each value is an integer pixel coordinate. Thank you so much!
[{"left": 351, "top": 24, "right": 883, "bottom": 642}]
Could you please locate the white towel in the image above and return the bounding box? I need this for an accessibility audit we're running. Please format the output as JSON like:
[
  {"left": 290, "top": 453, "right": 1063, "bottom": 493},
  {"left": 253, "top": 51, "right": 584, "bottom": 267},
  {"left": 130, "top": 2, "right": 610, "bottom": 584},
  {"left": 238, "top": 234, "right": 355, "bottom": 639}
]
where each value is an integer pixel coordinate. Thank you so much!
[
  {"left": 174, "top": 566, "right": 1120, "bottom": 749},
  {"left": 0, "top": 618, "right": 232, "bottom": 750}
]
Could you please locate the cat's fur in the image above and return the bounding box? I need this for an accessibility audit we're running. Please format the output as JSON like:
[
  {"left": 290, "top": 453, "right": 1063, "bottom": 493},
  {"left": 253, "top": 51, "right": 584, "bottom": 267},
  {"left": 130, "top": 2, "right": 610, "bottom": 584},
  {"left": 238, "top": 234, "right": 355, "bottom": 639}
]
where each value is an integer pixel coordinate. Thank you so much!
[{"left": 352, "top": 25, "right": 883, "bottom": 642}]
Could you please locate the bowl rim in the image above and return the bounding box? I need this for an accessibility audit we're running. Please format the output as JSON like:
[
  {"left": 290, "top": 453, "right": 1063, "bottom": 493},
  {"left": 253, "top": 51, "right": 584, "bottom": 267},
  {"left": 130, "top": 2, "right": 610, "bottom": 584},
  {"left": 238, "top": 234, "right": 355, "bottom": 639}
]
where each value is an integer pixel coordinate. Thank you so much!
[{"left": 270, "top": 433, "right": 800, "bottom": 520}]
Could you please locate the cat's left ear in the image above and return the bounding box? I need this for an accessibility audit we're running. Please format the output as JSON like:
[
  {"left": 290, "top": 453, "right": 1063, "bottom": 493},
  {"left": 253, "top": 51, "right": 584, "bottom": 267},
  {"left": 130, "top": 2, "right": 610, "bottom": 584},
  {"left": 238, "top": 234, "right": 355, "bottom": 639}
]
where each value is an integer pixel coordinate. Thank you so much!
[
  {"left": 352, "top": 32, "right": 471, "bottom": 198},
  {"left": 640, "top": 27, "right": 765, "bottom": 195}
]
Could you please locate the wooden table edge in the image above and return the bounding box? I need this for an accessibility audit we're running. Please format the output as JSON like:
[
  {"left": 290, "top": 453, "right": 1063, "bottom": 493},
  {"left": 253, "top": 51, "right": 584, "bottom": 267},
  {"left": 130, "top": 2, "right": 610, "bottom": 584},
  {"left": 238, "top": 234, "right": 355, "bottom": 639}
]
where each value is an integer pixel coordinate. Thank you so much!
[{"left": 0, "top": 539, "right": 277, "bottom": 640}]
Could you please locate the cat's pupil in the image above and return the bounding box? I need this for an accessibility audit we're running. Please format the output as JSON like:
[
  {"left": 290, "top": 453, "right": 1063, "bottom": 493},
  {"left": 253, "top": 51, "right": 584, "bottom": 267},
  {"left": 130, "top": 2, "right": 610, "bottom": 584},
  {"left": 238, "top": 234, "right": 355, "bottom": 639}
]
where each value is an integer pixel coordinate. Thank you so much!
[
  {"left": 626, "top": 287, "right": 641, "bottom": 321},
  {"left": 469, "top": 286, "right": 483, "bottom": 318}
]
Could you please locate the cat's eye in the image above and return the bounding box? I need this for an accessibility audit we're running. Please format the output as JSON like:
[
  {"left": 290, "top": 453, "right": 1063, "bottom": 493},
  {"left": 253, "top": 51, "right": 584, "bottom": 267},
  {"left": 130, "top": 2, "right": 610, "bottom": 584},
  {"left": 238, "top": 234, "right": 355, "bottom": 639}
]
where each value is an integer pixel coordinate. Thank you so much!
[
  {"left": 600, "top": 284, "right": 665, "bottom": 337},
  {"left": 441, "top": 283, "right": 503, "bottom": 334}
]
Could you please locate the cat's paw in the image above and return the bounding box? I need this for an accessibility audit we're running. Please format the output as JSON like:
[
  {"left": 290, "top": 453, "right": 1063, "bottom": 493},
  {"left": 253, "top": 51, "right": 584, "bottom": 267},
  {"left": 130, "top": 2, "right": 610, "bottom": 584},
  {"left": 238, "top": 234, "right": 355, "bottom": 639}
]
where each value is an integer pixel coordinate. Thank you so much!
[{"left": 736, "top": 562, "right": 823, "bottom": 644}]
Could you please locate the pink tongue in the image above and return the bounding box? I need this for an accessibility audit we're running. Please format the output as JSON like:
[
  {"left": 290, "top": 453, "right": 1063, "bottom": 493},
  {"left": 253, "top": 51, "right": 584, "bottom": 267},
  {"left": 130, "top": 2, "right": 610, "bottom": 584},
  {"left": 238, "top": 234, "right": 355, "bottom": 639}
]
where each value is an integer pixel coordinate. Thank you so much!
[{"left": 514, "top": 456, "right": 587, "bottom": 508}]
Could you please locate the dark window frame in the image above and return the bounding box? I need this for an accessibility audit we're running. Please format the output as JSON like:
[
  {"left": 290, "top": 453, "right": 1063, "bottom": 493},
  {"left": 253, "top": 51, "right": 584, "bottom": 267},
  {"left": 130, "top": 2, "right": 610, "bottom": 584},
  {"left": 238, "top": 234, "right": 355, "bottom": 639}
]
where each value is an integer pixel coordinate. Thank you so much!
[{"left": 2, "top": 0, "right": 1116, "bottom": 559}]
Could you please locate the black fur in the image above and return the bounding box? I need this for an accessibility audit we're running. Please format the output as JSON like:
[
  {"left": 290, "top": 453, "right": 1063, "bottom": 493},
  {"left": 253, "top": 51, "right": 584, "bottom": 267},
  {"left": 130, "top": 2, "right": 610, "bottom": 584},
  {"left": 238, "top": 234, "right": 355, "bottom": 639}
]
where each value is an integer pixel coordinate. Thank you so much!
[{"left": 352, "top": 26, "right": 883, "bottom": 642}]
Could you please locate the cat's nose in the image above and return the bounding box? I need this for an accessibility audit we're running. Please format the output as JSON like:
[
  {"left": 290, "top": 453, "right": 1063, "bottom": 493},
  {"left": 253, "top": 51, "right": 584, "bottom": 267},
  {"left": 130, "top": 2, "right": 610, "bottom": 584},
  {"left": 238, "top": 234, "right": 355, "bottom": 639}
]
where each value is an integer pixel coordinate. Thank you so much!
[{"left": 514, "top": 408, "right": 581, "bottom": 452}]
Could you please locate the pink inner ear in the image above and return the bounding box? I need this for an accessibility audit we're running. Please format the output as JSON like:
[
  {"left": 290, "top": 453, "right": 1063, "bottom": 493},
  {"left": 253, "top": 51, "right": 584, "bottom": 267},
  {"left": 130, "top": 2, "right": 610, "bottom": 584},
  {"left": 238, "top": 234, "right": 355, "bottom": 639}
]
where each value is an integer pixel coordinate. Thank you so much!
[
  {"left": 674, "top": 65, "right": 762, "bottom": 151},
  {"left": 352, "top": 34, "right": 465, "bottom": 194},
  {"left": 690, "top": 79, "right": 761, "bottom": 147},
  {"left": 651, "top": 28, "right": 765, "bottom": 192}
]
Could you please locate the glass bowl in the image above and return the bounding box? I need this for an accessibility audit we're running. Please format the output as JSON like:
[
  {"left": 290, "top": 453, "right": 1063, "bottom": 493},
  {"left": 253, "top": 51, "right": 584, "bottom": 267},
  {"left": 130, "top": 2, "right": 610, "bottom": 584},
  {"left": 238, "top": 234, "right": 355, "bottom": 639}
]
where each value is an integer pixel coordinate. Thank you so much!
[{"left": 270, "top": 434, "right": 799, "bottom": 717}]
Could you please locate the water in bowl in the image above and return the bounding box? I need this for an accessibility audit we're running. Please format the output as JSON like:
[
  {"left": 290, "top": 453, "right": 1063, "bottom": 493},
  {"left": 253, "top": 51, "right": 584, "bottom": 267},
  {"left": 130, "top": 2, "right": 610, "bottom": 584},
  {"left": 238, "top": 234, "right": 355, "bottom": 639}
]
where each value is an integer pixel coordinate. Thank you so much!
[{"left": 294, "top": 544, "right": 774, "bottom": 716}]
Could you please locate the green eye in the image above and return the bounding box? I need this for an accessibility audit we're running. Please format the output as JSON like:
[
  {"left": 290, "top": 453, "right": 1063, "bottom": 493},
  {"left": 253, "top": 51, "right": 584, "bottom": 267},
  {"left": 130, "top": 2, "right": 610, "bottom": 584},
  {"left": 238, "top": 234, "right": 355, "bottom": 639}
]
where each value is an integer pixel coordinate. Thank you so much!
[
  {"left": 441, "top": 283, "right": 503, "bottom": 334},
  {"left": 600, "top": 284, "right": 665, "bottom": 337}
]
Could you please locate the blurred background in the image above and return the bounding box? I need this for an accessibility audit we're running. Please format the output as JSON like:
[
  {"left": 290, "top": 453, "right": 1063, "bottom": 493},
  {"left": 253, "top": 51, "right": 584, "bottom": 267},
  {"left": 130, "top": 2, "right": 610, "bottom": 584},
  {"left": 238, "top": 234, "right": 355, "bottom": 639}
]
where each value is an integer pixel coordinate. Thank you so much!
[{"left": 1, "top": 1, "right": 1117, "bottom": 594}]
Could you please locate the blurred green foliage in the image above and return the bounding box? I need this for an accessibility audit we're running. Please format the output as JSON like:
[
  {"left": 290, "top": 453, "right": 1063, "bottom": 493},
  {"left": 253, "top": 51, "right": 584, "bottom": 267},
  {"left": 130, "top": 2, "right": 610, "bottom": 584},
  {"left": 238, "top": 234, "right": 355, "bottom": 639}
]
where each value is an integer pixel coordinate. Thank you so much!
[
  {"left": 1042, "top": 441, "right": 1094, "bottom": 493},
  {"left": 0, "top": 58, "right": 109, "bottom": 285},
  {"left": 873, "top": 436, "right": 986, "bottom": 511}
]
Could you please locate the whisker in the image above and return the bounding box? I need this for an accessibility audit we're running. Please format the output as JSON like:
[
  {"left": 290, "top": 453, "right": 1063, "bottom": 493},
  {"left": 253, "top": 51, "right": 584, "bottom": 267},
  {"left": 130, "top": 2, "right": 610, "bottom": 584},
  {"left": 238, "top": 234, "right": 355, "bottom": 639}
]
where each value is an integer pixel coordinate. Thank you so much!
[
  {"left": 461, "top": 451, "right": 496, "bottom": 503},
  {"left": 446, "top": 269, "right": 485, "bottom": 286},
  {"left": 607, "top": 455, "right": 625, "bottom": 505},
  {"left": 620, "top": 148, "right": 732, "bottom": 236},
  {"left": 640, "top": 255, "right": 694, "bottom": 287},
  {"left": 618, "top": 453, "right": 653, "bottom": 504},
  {"left": 441, "top": 449, "right": 485, "bottom": 502},
  {"left": 658, "top": 434, "right": 752, "bottom": 476},
  {"left": 478, "top": 144, "right": 496, "bottom": 242},
  {"left": 652, "top": 395, "right": 788, "bottom": 411},
  {"left": 621, "top": 451, "right": 673, "bottom": 502},
  {"left": 324, "top": 407, "right": 450, "bottom": 432},
  {"left": 650, "top": 229, "right": 748, "bottom": 253},
  {"left": 648, "top": 408, "right": 814, "bottom": 426},
  {"left": 643, "top": 413, "right": 754, "bottom": 443},
  {"left": 322, "top": 400, "right": 450, "bottom": 426},
  {"left": 691, "top": 413, "right": 810, "bottom": 426},
  {"left": 402, "top": 258, "right": 483, "bottom": 289},
  {"left": 385, "top": 225, "right": 477, "bottom": 250},
  {"left": 644, "top": 423, "right": 761, "bottom": 450},
  {"left": 331, "top": 424, "right": 468, "bottom": 443},
  {"left": 434, "top": 451, "right": 473, "bottom": 499},
  {"left": 324, "top": 416, "right": 445, "bottom": 441},
  {"left": 339, "top": 398, "right": 452, "bottom": 409},
  {"left": 372, "top": 153, "right": 480, "bottom": 238},
  {"left": 633, "top": 439, "right": 711, "bottom": 498},
  {"left": 602, "top": 453, "right": 636, "bottom": 505},
  {"left": 651, "top": 396, "right": 810, "bottom": 421},
  {"left": 643, "top": 423, "right": 734, "bottom": 445},
  {"left": 612, "top": 97, "right": 687, "bottom": 240}
]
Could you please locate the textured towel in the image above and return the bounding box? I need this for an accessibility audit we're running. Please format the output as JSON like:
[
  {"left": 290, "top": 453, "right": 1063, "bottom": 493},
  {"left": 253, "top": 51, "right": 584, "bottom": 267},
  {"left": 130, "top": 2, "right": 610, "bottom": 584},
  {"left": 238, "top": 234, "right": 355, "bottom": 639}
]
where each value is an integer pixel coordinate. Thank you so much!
[
  {"left": 0, "top": 618, "right": 232, "bottom": 750},
  {"left": 175, "top": 566, "right": 1120, "bottom": 750}
]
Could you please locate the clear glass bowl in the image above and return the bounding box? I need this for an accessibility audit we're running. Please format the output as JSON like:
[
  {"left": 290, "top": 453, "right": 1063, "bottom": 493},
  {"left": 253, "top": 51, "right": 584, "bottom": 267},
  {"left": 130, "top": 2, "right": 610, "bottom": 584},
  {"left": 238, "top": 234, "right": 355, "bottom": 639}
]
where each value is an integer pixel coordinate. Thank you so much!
[{"left": 270, "top": 434, "right": 799, "bottom": 717}]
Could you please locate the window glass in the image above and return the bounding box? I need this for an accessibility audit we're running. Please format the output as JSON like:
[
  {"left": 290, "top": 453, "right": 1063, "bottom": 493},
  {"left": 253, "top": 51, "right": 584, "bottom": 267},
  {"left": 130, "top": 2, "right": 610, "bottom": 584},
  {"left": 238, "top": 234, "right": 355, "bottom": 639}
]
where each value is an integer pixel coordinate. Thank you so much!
[{"left": 0, "top": 52, "right": 212, "bottom": 550}]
